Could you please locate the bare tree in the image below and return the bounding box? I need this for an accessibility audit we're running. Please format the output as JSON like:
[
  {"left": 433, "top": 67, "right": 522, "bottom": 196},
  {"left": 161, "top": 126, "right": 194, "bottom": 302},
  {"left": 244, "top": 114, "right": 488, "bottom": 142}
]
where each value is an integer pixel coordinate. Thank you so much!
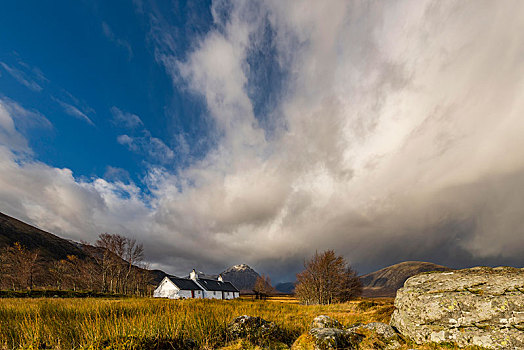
[
  {"left": 95, "top": 233, "right": 126, "bottom": 292},
  {"left": 49, "top": 259, "right": 69, "bottom": 290},
  {"left": 253, "top": 274, "right": 275, "bottom": 300},
  {"left": 295, "top": 250, "right": 362, "bottom": 305},
  {"left": 123, "top": 238, "right": 144, "bottom": 294},
  {"left": 0, "top": 247, "right": 12, "bottom": 289},
  {"left": 1, "top": 242, "right": 41, "bottom": 290},
  {"left": 95, "top": 233, "right": 147, "bottom": 294}
]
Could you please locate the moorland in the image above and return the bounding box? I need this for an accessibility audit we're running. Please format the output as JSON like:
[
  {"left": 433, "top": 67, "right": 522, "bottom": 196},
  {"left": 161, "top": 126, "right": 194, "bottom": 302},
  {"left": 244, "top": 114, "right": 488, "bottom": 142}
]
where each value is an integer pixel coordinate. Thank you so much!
[{"left": 0, "top": 296, "right": 488, "bottom": 350}]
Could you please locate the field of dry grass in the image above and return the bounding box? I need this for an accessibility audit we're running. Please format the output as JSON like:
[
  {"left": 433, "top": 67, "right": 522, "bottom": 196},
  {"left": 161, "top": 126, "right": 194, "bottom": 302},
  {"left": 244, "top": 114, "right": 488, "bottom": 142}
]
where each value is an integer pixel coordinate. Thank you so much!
[{"left": 0, "top": 296, "right": 485, "bottom": 349}]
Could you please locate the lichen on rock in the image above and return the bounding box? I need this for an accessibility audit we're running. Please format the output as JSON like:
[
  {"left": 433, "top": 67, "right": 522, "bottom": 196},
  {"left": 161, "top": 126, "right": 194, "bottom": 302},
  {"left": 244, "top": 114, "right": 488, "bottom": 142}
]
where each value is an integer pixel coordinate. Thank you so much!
[
  {"left": 292, "top": 315, "right": 402, "bottom": 349},
  {"left": 390, "top": 266, "right": 524, "bottom": 349},
  {"left": 227, "top": 315, "right": 281, "bottom": 345},
  {"left": 310, "top": 315, "right": 344, "bottom": 329}
]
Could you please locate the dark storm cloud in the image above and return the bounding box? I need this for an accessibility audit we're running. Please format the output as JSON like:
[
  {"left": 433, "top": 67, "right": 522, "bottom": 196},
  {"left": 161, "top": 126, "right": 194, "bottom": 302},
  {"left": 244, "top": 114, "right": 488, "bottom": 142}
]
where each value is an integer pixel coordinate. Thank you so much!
[{"left": 1, "top": 1, "right": 523, "bottom": 281}]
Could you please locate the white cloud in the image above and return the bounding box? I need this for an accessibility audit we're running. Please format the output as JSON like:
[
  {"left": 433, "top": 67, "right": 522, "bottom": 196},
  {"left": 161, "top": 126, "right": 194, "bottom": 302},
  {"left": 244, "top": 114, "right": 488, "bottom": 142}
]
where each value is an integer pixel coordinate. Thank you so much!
[
  {"left": 147, "top": 0, "right": 524, "bottom": 276},
  {"left": 0, "top": 97, "right": 52, "bottom": 154},
  {"left": 0, "top": 101, "right": 30, "bottom": 153},
  {"left": 0, "top": 62, "right": 43, "bottom": 92},
  {"left": 102, "top": 22, "right": 133, "bottom": 59},
  {"left": 1, "top": 1, "right": 524, "bottom": 280},
  {"left": 117, "top": 134, "right": 133, "bottom": 146},
  {"left": 117, "top": 132, "right": 174, "bottom": 163},
  {"left": 111, "top": 106, "right": 143, "bottom": 129},
  {"left": 54, "top": 98, "right": 95, "bottom": 126}
]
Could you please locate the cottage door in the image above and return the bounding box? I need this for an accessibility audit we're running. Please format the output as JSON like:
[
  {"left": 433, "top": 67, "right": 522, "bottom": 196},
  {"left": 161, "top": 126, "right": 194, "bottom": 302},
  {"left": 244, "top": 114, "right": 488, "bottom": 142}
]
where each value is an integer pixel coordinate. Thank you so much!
[
  {"left": 222, "top": 291, "right": 225, "bottom": 299},
  {"left": 191, "top": 290, "right": 195, "bottom": 298}
]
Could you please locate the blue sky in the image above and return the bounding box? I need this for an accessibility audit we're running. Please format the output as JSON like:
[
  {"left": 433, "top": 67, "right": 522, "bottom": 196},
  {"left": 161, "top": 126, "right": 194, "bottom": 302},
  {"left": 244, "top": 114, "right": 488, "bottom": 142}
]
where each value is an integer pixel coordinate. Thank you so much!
[
  {"left": 0, "top": 0, "right": 215, "bottom": 184},
  {"left": 1, "top": 1, "right": 523, "bottom": 281}
]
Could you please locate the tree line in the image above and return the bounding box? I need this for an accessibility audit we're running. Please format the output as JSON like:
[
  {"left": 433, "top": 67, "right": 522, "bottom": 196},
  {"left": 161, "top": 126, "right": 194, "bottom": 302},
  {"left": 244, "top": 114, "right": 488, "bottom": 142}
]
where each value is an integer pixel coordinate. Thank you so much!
[
  {"left": 253, "top": 250, "right": 362, "bottom": 305},
  {"left": 0, "top": 233, "right": 154, "bottom": 295}
]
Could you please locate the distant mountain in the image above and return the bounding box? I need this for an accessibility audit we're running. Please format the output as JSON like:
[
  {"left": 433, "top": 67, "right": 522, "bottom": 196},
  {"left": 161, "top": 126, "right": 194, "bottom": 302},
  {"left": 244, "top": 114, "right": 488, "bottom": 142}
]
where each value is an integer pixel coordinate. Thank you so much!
[
  {"left": 220, "top": 264, "right": 260, "bottom": 292},
  {"left": 360, "top": 261, "right": 451, "bottom": 297},
  {"left": 275, "top": 282, "right": 295, "bottom": 294}
]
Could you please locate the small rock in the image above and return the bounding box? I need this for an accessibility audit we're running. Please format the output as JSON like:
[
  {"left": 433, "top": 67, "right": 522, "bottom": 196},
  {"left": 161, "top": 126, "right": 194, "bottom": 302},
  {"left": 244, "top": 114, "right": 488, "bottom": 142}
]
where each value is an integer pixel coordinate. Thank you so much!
[
  {"left": 310, "top": 315, "right": 344, "bottom": 329},
  {"left": 292, "top": 328, "right": 363, "bottom": 349},
  {"left": 361, "top": 322, "right": 397, "bottom": 339},
  {"left": 227, "top": 315, "right": 280, "bottom": 343}
]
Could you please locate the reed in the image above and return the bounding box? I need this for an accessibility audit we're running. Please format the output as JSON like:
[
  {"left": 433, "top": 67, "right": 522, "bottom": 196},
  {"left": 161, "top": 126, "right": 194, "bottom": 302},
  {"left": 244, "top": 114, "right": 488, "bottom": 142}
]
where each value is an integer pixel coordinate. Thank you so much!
[
  {"left": 0, "top": 297, "right": 392, "bottom": 349},
  {"left": 0, "top": 297, "right": 484, "bottom": 349}
]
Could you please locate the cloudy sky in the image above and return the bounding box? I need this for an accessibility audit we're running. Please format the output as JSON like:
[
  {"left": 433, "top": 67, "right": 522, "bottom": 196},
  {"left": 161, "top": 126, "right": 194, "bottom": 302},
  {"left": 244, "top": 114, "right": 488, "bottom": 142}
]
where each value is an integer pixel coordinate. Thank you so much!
[{"left": 1, "top": 0, "right": 523, "bottom": 282}]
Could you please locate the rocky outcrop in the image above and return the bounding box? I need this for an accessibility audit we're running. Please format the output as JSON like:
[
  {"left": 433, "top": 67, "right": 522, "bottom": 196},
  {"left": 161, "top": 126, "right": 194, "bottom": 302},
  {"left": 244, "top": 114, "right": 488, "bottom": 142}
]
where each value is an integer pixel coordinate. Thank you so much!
[
  {"left": 292, "top": 315, "right": 401, "bottom": 350},
  {"left": 390, "top": 266, "right": 524, "bottom": 349}
]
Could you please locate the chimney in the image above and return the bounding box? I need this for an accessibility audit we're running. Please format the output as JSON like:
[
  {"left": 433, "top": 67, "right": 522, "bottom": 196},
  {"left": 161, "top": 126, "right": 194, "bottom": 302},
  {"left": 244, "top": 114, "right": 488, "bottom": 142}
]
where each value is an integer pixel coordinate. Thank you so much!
[
  {"left": 217, "top": 274, "right": 223, "bottom": 282},
  {"left": 190, "top": 269, "right": 198, "bottom": 280}
]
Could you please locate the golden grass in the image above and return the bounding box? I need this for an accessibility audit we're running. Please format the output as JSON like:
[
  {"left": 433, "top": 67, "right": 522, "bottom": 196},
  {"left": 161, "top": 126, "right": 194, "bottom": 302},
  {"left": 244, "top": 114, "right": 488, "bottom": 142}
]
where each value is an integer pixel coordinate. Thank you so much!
[{"left": 0, "top": 297, "right": 486, "bottom": 349}]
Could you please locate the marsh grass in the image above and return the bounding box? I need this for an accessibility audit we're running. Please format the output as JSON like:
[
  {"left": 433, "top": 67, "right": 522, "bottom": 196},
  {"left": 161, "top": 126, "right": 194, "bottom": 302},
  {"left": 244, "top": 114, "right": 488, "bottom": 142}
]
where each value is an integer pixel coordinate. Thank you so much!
[
  {"left": 0, "top": 297, "right": 394, "bottom": 349},
  {"left": 0, "top": 297, "right": 487, "bottom": 349}
]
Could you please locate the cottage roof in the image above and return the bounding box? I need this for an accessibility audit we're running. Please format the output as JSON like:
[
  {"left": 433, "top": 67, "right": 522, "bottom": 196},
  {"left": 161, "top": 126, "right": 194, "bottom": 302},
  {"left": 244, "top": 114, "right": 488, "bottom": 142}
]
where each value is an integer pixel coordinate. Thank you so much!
[
  {"left": 196, "top": 278, "right": 239, "bottom": 292},
  {"left": 167, "top": 276, "right": 203, "bottom": 291}
]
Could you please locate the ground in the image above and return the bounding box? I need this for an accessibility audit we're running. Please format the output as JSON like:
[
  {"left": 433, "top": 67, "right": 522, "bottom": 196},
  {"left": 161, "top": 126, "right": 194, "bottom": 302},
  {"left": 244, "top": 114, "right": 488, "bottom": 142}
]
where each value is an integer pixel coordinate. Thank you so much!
[{"left": 0, "top": 295, "right": 485, "bottom": 349}]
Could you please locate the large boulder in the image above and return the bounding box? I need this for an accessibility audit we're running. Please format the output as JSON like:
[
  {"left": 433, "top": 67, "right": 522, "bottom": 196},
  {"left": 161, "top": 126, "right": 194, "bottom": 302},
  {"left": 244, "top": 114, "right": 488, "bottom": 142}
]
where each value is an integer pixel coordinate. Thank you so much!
[{"left": 390, "top": 266, "right": 524, "bottom": 349}]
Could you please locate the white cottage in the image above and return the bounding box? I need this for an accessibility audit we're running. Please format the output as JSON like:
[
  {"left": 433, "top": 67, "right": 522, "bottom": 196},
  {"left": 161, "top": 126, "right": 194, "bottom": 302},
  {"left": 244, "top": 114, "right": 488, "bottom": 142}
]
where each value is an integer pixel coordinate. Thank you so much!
[
  {"left": 153, "top": 275, "right": 204, "bottom": 299},
  {"left": 153, "top": 269, "right": 240, "bottom": 300}
]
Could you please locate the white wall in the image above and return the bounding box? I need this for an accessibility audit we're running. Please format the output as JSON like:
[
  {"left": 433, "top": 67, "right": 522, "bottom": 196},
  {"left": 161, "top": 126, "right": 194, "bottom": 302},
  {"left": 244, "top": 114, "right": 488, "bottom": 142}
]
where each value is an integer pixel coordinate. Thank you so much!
[
  {"left": 177, "top": 290, "right": 193, "bottom": 299},
  {"left": 203, "top": 290, "right": 223, "bottom": 299},
  {"left": 153, "top": 278, "right": 205, "bottom": 299},
  {"left": 195, "top": 289, "right": 203, "bottom": 298},
  {"left": 223, "top": 291, "right": 236, "bottom": 300},
  {"left": 154, "top": 278, "right": 180, "bottom": 299},
  {"left": 155, "top": 277, "right": 239, "bottom": 300}
]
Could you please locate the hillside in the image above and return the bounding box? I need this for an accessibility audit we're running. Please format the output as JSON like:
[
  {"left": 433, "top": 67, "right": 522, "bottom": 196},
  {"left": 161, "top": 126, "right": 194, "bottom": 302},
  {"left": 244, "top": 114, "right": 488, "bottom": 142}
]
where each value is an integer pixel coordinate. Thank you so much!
[
  {"left": 360, "top": 261, "right": 451, "bottom": 297},
  {"left": 220, "top": 264, "right": 260, "bottom": 292},
  {"left": 0, "top": 212, "right": 87, "bottom": 262},
  {"left": 275, "top": 282, "right": 295, "bottom": 294},
  {"left": 0, "top": 211, "right": 164, "bottom": 290}
]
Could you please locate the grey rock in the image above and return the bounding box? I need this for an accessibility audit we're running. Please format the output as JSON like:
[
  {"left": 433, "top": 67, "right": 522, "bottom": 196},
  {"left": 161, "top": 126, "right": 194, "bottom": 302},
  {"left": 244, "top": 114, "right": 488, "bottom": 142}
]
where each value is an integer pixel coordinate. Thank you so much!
[
  {"left": 227, "top": 315, "right": 280, "bottom": 342},
  {"left": 361, "top": 322, "right": 397, "bottom": 339},
  {"left": 307, "top": 327, "right": 363, "bottom": 349},
  {"left": 355, "top": 322, "right": 402, "bottom": 349},
  {"left": 311, "top": 315, "right": 344, "bottom": 329},
  {"left": 390, "top": 266, "right": 524, "bottom": 349}
]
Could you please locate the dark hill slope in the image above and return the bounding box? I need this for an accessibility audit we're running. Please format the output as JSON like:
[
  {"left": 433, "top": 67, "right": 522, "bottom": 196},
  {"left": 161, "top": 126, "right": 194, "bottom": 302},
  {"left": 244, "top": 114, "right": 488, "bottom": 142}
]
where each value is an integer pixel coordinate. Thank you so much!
[
  {"left": 360, "top": 261, "right": 451, "bottom": 297},
  {"left": 0, "top": 212, "right": 87, "bottom": 261},
  {"left": 275, "top": 282, "right": 295, "bottom": 294},
  {"left": 0, "top": 211, "right": 167, "bottom": 286}
]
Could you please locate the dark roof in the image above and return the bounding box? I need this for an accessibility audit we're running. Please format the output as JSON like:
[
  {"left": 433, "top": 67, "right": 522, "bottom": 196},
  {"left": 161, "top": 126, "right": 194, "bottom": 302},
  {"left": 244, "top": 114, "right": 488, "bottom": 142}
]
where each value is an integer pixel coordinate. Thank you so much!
[
  {"left": 196, "top": 278, "right": 239, "bottom": 292},
  {"left": 166, "top": 276, "right": 203, "bottom": 291}
]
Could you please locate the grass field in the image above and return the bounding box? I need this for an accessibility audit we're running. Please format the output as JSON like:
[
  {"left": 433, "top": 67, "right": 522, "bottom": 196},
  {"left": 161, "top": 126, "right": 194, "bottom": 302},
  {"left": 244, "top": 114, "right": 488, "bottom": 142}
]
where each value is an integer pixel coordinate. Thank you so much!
[{"left": 0, "top": 297, "right": 484, "bottom": 349}]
